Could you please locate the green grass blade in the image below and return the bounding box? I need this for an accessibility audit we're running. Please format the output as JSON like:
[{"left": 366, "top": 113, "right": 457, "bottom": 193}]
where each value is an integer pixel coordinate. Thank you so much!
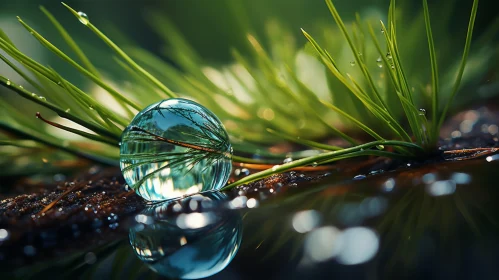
[
  {"left": 380, "top": 21, "right": 423, "bottom": 145},
  {"left": 422, "top": 0, "right": 439, "bottom": 133},
  {"left": 40, "top": 6, "right": 101, "bottom": 78},
  {"left": 324, "top": 0, "right": 390, "bottom": 111},
  {"left": 0, "top": 28, "right": 16, "bottom": 46},
  {"left": 17, "top": 17, "right": 140, "bottom": 113},
  {"left": 48, "top": 67, "right": 123, "bottom": 135},
  {"left": 222, "top": 140, "right": 423, "bottom": 190},
  {"left": 319, "top": 100, "right": 384, "bottom": 140},
  {"left": 267, "top": 128, "right": 343, "bottom": 151},
  {"left": 0, "top": 122, "right": 119, "bottom": 165},
  {"left": 0, "top": 76, "right": 120, "bottom": 141},
  {"left": 0, "top": 53, "right": 44, "bottom": 92},
  {"left": 35, "top": 113, "right": 118, "bottom": 146},
  {"left": 302, "top": 29, "right": 412, "bottom": 142},
  {"left": 61, "top": 2, "right": 177, "bottom": 99},
  {"left": 437, "top": 0, "right": 479, "bottom": 133}
]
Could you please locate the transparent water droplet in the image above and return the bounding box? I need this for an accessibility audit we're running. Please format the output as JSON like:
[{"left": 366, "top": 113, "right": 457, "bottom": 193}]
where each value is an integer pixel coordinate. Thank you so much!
[
  {"left": 376, "top": 57, "right": 383, "bottom": 68},
  {"left": 283, "top": 157, "right": 293, "bottom": 164},
  {"left": 386, "top": 52, "right": 392, "bottom": 60},
  {"left": 311, "top": 162, "right": 318, "bottom": 167},
  {"left": 390, "top": 64, "right": 395, "bottom": 69},
  {"left": 77, "top": 12, "right": 89, "bottom": 25},
  {"left": 240, "top": 168, "right": 250, "bottom": 176},
  {"left": 119, "top": 98, "right": 232, "bottom": 201},
  {"left": 89, "top": 105, "right": 94, "bottom": 110},
  {"left": 376, "top": 145, "right": 385, "bottom": 150},
  {"left": 19, "top": 85, "right": 23, "bottom": 89},
  {"left": 6, "top": 80, "right": 11, "bottom": 86},
  {"left": 381, "top": 29, "right": 385, "bottom": 33},
  {"left": 358, "top": 52, "right": 363, "bottom": 57},
  {"left": 350, "top": 61, "right": 356, "bottom": 66},
  {"left": 65, "top": 108, "right": 71, "bottom": 113},
  {"left": 38, "top": 96, "right": 46, "bottom": 101},
  {"left": 353, "top": 175, "right": 366, "bottom": 180},
  {"left": 418, "top": 108, "right": 426, "bottom": 116}
]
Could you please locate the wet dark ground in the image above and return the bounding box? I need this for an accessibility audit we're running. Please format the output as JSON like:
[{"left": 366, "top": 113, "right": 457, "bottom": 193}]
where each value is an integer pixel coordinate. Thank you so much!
[{"left": 1, "top": 106, "right": 499, "bottom": 279}]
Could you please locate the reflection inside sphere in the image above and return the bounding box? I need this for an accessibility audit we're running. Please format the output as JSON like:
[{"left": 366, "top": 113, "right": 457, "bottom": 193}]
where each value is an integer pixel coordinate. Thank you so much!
[{"left": 129, "top": 192, "right": 242, "bottom": 279}]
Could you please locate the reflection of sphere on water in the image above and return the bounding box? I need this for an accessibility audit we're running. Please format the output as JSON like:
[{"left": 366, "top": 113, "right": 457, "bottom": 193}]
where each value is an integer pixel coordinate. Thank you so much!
[{"left": 129, "top": 192, "right": 242, "bottom": 279}]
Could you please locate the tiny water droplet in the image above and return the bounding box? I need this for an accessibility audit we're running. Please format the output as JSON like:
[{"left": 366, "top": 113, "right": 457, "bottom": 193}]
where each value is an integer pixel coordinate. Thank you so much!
[
  {"left": 31, "top": 93, "right": 37, "bottom": 97},
  {"left": 65, "top": 108, "right": 71, "bottom": 113},
  {"left": 19, "top": 85, "right": 23, "bottom": 89},
  {"left": 376, "top": 145, "right": 385, "bottom": 150},
  {"left": 77, "top": 12, "right": 89, "bottom": 25},
  {"left": 283, "top": 157, "right": 293, "bottom": 164},
  {"left": 381, "top": 29, "right": 385, "bottom": 33},
  {"left": 6, "top": 80, "right": 11, "bottom": 86},
  {"left": 358, "top": 52, "right": 363, "bottom": 57},
  {"left": 386, "top": 52, "right": 392, "bottom": 60},
  {"left": 39, "top": 96, "right": 46, "bottom": 101},
  {"left": 89, "top": 105, "right": 94, "bottom": 110},
  {"left": 353, "top": 174, "right": 366, "bottom": 180},
  {"left": 376, "top": 57, "right": 383, "bottom": 68},
  {"left": 390, "top": 64, "right": 395, "bottom": 69},
  {"left": 418, "top": 108, "right": 426, "bottom": 116},
  {"left": 311, "top": 162, "right": 318, "bottom": 167},
  {"left": 350, "top": 61, "right": 356, "bottom": 66}
]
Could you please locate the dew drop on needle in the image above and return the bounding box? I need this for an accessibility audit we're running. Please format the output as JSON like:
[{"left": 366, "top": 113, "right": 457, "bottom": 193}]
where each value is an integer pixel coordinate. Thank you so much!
[
  {"left": 376, "top": 57, "right": 383, "bottom": 68},
  {"left": 119, "top": 98, "right": 232, "bottom": 201},
  {"left": 77, "top": 12, "right": 89, "bottom": 25}
]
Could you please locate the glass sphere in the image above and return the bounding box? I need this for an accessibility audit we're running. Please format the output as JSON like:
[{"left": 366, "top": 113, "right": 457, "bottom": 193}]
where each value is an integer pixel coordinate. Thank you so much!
[
  {"left": 129, "top": 192, "right": 242, "bottom": 279},
  {"left": 120, "top": 98, "right": 232, "bottom": 201}
]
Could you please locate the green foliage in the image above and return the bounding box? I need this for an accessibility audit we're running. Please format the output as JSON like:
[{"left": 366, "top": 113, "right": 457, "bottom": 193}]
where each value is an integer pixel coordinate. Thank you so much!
[{"left": 0, "top": 0, "right": 496, "bottom": 187}]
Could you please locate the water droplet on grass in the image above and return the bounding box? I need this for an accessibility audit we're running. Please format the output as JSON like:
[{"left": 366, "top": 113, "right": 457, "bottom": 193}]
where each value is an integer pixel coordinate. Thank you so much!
[
  {"left": 39, "top": 96, "right": 46, "bottom": 101},
  {"left": 376, "top": 57, "right": 383, "bottom": 68},
  {"left": 418, "top": 108, "right": 426, "bottom": 116},
  {"left": 386, "top": 52, "right": 392, "bottom": 60},
  {"left": 6, "top": 80, "right": 11, "bottom": 86},
  {"left": 350, "top": 61, "right": 356, "bottom": 66},
  {"left": 77, "top": 12, "right": 89, "bottom": 25},
  {"left": 119, "top": 98, "right": 232, "bottom": 201}
]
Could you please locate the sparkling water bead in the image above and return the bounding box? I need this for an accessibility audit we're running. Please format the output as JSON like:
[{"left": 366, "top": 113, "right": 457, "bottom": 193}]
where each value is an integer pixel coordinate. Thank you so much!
[{"left": 120, "top": 98, "right": 232, "bottom": 201}]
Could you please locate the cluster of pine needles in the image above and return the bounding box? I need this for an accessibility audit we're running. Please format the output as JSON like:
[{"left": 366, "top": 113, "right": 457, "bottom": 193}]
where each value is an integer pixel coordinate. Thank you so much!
[{"left": 0, "top": 0, "right": 497, "bottom": 189}]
